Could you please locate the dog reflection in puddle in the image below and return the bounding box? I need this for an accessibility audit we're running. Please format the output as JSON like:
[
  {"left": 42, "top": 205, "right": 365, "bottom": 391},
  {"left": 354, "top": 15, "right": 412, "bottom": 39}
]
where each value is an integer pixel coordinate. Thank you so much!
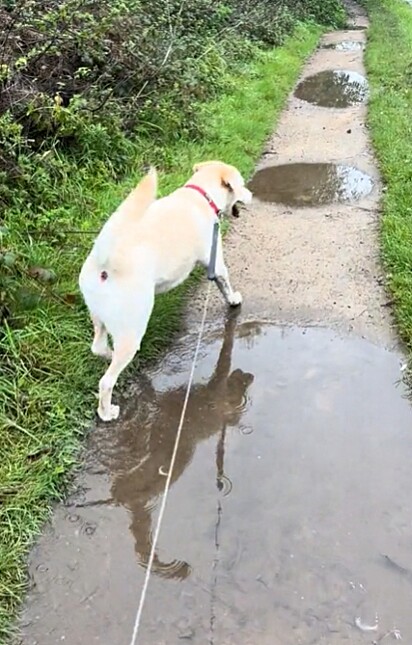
[{"left": 107, "top": 311, "right": 255, "bottom": 579}]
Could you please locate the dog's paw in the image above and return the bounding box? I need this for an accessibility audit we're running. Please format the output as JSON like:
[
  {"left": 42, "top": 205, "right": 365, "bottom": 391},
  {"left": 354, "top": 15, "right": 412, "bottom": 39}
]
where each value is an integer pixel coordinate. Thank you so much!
[
  {"left": 229, "top": 291, "right": 242, "bottom": 307},
  {"left": 98, "top": 404, "right": 120, "bottom": 422}
]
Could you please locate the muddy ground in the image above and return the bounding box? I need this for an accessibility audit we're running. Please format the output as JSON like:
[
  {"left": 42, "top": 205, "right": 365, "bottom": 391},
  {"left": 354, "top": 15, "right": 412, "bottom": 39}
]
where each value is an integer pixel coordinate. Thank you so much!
[{"left": 15, "top": 3, "right": 412, "bottom": 645}]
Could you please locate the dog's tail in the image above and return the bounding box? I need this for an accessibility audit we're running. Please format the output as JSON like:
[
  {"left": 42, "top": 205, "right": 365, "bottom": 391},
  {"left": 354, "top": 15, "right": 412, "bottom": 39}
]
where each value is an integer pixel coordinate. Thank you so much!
[
  {"left": 95, "top": 166, "right": 157, "bottom": 269},
  {"left": 116, "top": 165, "right": 158, "bottom": 223}
]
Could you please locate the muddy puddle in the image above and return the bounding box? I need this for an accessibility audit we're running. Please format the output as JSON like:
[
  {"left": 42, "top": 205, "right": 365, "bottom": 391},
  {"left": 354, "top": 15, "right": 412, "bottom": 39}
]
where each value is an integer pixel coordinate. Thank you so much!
[
  {"left": 19, "top": 317, "right": 412, "bottom": 645},
  {"left": 248, "top": 163, "right": 373, "bottom": 207},
  {"left": 295, "top": 70, "right": 368, "bottom": 108},
  {"left": 322, "top": 41, "right": 364, "bottom": 51}
]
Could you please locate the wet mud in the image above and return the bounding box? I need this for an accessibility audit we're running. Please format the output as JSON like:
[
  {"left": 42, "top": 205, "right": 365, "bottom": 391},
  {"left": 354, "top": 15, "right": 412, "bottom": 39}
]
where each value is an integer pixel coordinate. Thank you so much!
[
  {"left": 18, "top": 320, "right": 412, "bottom": 644},
  {"left": 294, "top": 70, "right": 368, "bottom": 108},
  {"left": 248, "top": 163, "right": 373, "bottom": 207}
]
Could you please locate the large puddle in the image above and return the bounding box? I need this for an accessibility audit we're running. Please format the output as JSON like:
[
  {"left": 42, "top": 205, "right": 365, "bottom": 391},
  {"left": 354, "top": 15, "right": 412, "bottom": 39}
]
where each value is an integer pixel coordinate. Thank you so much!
[
  {"left": 248, "top": 163, "right": 373, "bottom": 207},
  {"left": 18, "top": 317, "right": 412, "bottom": 644},
  {"left": 322, "top": 41, "right": 364, "bottom": 51},
  {"left": 295, "top": 70, "right": 368, "bottom": 108}
]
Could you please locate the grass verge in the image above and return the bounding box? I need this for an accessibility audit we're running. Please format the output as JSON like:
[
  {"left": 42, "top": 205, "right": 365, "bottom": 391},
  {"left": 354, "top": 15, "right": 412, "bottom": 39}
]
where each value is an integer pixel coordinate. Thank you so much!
[
  {"left": 0, "top": 22, "right": 322, "bottom": 639},
  {"left": 361, "top": 0, "right": 412, "bottom": 344}
]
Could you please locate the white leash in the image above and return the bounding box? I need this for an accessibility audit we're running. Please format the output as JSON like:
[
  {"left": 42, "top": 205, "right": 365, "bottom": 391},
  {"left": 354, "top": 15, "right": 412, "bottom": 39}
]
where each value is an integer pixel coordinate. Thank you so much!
[{"left": 129, "top": 281, "right": 212, "bottom": 645}]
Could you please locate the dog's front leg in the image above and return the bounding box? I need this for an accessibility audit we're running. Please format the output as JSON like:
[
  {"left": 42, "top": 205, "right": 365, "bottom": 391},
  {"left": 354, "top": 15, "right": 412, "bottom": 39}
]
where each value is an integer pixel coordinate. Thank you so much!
[{"left": 213, "top": 237, "right": 242, "bottom": 308}]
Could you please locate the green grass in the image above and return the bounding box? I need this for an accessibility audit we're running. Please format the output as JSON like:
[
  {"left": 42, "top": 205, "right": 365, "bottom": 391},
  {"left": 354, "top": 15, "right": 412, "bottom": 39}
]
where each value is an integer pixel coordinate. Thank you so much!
[
  {"left": 361, "top": 0, "right": 412, "bottom": 344},
  {"left": 0, "top": 22, "right": 322, "bottom": 640}
]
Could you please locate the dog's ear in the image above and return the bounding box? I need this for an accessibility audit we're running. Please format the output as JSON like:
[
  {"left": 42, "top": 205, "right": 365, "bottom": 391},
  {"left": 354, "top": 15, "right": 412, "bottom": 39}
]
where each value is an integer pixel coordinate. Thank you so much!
[
  {"left": 221, "top": 166, "right": 253, "bottom": 205},
  {"left": 192, "top": 160, "right": 219, "bottom": 173}
]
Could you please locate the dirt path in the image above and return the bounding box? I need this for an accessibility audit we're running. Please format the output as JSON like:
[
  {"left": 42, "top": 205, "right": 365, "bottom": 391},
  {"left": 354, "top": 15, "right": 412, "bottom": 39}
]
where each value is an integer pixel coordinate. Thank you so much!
[
  {"left": 16, "top": 5, "right": 412, "bottom": 645},
  {"left": 189, "top": 2, "right": 394, "bottom": 348}
]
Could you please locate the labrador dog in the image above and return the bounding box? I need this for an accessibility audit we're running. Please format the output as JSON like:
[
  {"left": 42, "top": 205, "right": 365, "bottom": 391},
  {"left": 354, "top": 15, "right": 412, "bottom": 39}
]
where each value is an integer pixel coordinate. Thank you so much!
[{"left": 79, "top": 160, "right": 252, "bottom": 422}]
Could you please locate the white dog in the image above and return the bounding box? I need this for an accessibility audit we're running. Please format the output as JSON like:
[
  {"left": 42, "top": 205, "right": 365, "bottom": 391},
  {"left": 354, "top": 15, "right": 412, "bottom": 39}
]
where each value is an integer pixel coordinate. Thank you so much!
[{"left": 78, "top": 160, "right": 252, "bottom": 421}]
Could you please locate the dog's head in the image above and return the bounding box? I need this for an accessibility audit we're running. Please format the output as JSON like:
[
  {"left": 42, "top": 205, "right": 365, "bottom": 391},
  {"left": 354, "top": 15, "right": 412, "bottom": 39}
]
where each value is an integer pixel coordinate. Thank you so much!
[{"left": 192, "top": 160, "right": 252, "bottom": 215}]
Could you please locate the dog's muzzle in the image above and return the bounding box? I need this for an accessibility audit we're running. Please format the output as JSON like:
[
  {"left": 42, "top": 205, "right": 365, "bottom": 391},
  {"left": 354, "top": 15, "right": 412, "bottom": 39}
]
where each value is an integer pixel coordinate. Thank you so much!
[{"left": 231, "top": 203, "right": 240, "bottom": 218}]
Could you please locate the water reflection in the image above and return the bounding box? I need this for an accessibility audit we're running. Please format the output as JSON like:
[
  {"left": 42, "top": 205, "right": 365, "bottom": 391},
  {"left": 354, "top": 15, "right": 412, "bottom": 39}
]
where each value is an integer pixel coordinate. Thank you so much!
[
  {"left": 295, "top": 70, "right": 368, "bottom": 108},
  {"left": 322, "top": 41, "right": 364, "bottom": 52},
  {"left": 92, "top": 311, "right": 254, "bottom": 579},
  {"left": 248, "top": 163, "right": 373, "bottom": 207},
  {"left": 19, "top": 325, "right": 412, "bottom": 644}
]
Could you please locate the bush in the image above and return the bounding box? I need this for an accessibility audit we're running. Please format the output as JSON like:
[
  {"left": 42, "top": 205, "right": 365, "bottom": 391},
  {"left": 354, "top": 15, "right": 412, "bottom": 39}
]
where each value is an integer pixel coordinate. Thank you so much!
[
  {"left": 297, "top": 0, "right": 346, "bottom": 27},
  {"left": 0, "top": 0, "right": 345, "bottom": 182},
  {"left": 0, "top": 0, "right": 345, "bottom": 326}
]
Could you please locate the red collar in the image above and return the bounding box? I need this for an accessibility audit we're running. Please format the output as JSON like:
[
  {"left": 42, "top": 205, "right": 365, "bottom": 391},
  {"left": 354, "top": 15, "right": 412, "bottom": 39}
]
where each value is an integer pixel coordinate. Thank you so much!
[{"left": 185, "top": 184, "right": 222, "bottom": 217}]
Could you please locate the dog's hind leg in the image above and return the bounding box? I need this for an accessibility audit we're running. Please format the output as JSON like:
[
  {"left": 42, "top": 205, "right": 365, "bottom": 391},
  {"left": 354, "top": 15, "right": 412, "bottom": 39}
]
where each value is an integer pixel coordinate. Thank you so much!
[
  {"left": 97, "top": 333, "right": 140, "bottom": 421},
  {"left": 91, "top": 316, "right": 112, "bottom": 360},
  {"left": 97, "top": 289, "right": 155, "bottom": 422}
]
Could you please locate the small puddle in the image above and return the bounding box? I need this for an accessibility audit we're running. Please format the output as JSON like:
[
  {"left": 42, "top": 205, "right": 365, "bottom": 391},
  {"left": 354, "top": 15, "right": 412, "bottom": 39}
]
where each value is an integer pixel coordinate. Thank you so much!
[
  {"left": 248, "top": 163, "right": 373, "bottom": 207},
  {"left": 294, "top": 70, "right": 368, "bottom": 108},
  {"left": 322, "top": 40, "right": 364, "bottom": 51},
  {"left": 18, "top": 319, "right": 412, "bottom": 644}
]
